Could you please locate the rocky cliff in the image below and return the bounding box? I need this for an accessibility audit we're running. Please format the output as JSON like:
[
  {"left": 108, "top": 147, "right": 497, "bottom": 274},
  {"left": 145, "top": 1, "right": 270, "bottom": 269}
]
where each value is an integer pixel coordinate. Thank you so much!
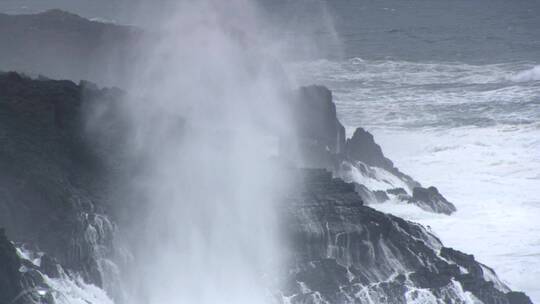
[
  {"left": 291, "top": 85, "right": 457, "bottom": 215},
  {"left": 0, "top": 73, "right": 531, "bottom": 303},
  {"left": 280, "top": 169, "right": 530, "bottom": 304},
  {"left": 0, "top": 10, "right": 456, "bottom": 217},
  {"left": 0, "top": 72, "right": 120, "bottom": 301}
]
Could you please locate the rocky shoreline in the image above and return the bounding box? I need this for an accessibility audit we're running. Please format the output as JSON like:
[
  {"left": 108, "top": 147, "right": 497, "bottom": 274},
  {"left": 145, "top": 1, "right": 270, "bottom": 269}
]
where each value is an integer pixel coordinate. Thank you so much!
[{"left": 0, "top": 71, "right": 533, "bottom": 303}]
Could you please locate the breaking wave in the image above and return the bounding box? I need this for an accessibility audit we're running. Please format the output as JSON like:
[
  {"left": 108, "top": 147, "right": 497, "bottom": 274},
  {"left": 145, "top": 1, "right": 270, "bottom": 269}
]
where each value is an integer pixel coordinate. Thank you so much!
[{"left": 510, "top": 65, "right": 540, "bottom": 82}]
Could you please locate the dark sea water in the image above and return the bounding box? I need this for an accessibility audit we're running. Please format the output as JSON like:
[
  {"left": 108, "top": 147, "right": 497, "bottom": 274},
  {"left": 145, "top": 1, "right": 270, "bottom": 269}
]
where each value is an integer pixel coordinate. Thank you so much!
[
  {"left": 261, "top": 0, "right": 539, "bottom": 62},
  {"left": 332, "top": 0, "right": 540, "bottom": 64}
]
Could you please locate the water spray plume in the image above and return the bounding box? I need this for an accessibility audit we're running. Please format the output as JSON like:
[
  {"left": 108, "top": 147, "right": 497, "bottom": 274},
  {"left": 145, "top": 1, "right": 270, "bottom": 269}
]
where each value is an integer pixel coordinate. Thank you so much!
[{"left": 109, "top": 0, "right": 297, "bottom": 303}]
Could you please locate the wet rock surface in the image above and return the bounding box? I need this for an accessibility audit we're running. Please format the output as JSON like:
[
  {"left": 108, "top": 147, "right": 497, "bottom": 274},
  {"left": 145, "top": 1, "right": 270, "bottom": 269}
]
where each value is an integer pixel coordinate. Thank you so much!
[
  {"left": 0, "top": 229, "right": 23, "bottom": 304},
  {"left": 0, "top": 72, "right": 117, "bottom": 288},
  {"left": 409, "top": 186, "right": 457, "bottom": 215},
  {"left": 0, "top": 229, "right": 60, "bottom": 304},
  {"left": 293, "top": 85, "right": 455, "bottom": 214},
  {"left": 280, "top": 169, "right": 533, "bottom": 304},
  {"left": 287, "top": 85, "right": 347, "bottom": 169},
  {"left": 346, "top": 127, "right": 418, "bottom": 189}
]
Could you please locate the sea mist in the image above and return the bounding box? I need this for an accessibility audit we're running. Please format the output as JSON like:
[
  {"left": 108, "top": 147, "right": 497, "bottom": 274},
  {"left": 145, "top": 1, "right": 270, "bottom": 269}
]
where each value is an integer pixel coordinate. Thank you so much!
[{"left": 108, "top": 0, "right": 297, "bottom": 303}]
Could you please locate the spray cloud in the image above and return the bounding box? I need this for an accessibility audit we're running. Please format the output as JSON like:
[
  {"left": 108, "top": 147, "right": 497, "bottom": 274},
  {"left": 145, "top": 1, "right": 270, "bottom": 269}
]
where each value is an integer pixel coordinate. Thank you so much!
[{"left": 106, "top": 0, "right": 298, "bottom": 303}]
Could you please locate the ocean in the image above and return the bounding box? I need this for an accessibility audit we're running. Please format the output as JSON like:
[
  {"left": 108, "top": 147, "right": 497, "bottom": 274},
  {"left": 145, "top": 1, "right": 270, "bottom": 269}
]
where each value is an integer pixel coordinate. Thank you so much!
[{"left": 286, "top": 0, "right": 540, "bottom": 301}]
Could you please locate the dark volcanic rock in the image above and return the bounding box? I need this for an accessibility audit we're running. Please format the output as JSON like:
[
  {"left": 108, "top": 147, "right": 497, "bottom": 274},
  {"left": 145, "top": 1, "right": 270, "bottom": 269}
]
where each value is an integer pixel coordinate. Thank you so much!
[
  {"left": 387, "top": 187, "right": 408, "bottom": 196},
  {"left": 0, "top": 72, "right": 117, "bottom": 288},
  {"left": 295, "top": 86, "right": 346, "bottom": 155},
  {"left": 0, "top": 228, "right": 23, "bottom": 304},
  {"left": 350, "top": 183, "right": 390, "bottom": 205},
  {"left": 0, "top": 229, "right": 66, "bottom": 304},
  {"left": 373, "top": 190, "right": 389, "bottom": 203},
  {"left": 346, "top": 127, "right": 419, "bottom": 189},
  {"left": 40, "top": 254, "right": 61, "bottom": 278},
  {"left": 280, "top": 169, "right": 532, "bottom": 304},
  {"left": 507, "top": 292, "right": 535, "bottom": 304},
  {"left": 288, "top": 85, "right": 455, "bottom": 214},
  {"left": 346, "top": 127, "right": 392, "bottom": 170},
  {"left": 440, "top": 247, "right": 482, "bottom": 275},
  {"left": 409, "top": 186, "right": 457, "bottom": 215},
  {"left": 0, "top": 72, "right": 530, "bottom": 302},
  {"left": 408, "top": 268, "right": 454, "bottom": 289},
  {"left": 440, "top": 247, "right": 533, "bottom": 304},
  {"left": 287, "top": 85, "right": 346, "bottom": 169}
]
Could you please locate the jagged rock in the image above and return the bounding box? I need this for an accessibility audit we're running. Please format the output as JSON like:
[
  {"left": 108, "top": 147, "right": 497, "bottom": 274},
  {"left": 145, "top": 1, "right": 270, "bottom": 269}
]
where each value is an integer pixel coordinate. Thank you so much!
[
  {"left": 0, "top": 229, "right": 94, "bottom": 304},
  {"left": 352, "top": 183, "right": 375, "bottom": 204},
  {"left": 0, "top": 72, "right": 530, "bottom": 303},
  {"left": 409, "top": 186, "right": 457, "bottom": 215},
  {"left": 285, "top": 85, "right": 346, "bottom": 169},
  {"left": 294, "top": 259, "right": 350, "bottom": 296},
  {"left": 440, "top": 247, "right": 533, "bottom": 304},
  {"left": 0, "top": 238, "right": 50, "bottom": 304},
  {"left": 346, "top": 128, "right": 419, "bottom": 189},
  {"left": 0, "top": 72, "right": 117, "bottom": 288},
  {"left": 281, "top": 169, "right": 532, "bottom": 304},
  {"left": 295, "top": 86, "right": 346, "bottom": 155},
  {"left": 346, "top": 127, "right": 393, "bottom": 170},
  {"left": 349, "top": 184, "right": 390, "bottom": 205},
  {"left": 288, "top": 85, "right": 454, "bottom": 214},
  {"left": 0, "top": 228, "right": 23, "bottom": 304},
  {"left": 409, "top": 268, "right": 455, "bottom": 289},
  {"left": 507, "top": 292, "right": 535, "bottom": 304},
  {"left": 440, "top": 247, "right": 481, "bottom": 274},
  {"left": 373, "top": 190, "right": 389, "bottom": 203},
  {"left": 387, "top": 188, "right": 408, "bottom": 196},
  {"left": 386, "top": 187, "right": 412, "bottom": 203},
  {"left": 40, "top": 254, "right": 61, "bottom": 278}
]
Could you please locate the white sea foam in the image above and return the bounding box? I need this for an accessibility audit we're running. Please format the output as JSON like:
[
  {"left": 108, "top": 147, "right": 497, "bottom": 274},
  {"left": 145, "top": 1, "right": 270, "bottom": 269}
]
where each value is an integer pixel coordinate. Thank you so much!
[
  {"left": 510, "top": 65, "right": 540, "bottom": 82},
  {"left": 44, "top": 269, "right": 114, "bottom": 304},
  {"left": 16, "top": 246, "right": 42, "bottom": 267},
  {"left": 13, "top": 246, "right": 114, "bottom": 304}
]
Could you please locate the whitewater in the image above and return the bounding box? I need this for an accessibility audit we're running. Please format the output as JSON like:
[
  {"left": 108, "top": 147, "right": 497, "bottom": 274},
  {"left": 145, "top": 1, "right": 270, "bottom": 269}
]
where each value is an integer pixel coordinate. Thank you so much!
[{"left": 289, "top": 59, "right": 540, "bottom": 302}]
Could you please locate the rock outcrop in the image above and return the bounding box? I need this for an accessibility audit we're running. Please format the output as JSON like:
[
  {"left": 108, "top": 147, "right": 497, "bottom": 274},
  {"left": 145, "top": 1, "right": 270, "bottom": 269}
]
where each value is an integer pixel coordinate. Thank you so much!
[
  {"left": 0, "top": 72, "right": 118, "bottom": 292},
  {"left": 280, "top": 169, "right": 532, "bottom": 304},
  {"left": 0, "top": 11, "right": 455, "bottom": 215},
  {"left": 0, "top": 228, "right": 65, "bottom": 304},
  {"left": 0, "top": 228, "right": 23, "bottom": 304},
  {"left": 292, "top": 85, "right": 456, "bottom": 215},
  {"left": 0, "top": 228, "right": 113, "bottom": 304},
  {"left": 0, "top": 73, "right": 532, "bottom": 303},
  {"left": 409, "top": 186, "right": 457, "bottom": 215},
  {"left": 346, "top": 127, "right": 417, "bottom": 188},
  {"left": 286, "top": 85, "right": 346, "bottom": 169}
]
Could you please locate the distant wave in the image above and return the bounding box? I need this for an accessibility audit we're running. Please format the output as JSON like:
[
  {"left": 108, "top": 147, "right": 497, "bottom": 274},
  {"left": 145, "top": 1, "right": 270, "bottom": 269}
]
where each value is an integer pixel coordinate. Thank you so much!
[
  {"left": 289, "top": 58, "right": 540, "bottom": 130},
  {"left": 291, "top": 57, "right": 520, "bottom": 86},
  {"left": 89, "top": 17, "right": 118, "bottom": 24},
  {"left": 510, "top": 65, "right": 540, "bottom": 82}
]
